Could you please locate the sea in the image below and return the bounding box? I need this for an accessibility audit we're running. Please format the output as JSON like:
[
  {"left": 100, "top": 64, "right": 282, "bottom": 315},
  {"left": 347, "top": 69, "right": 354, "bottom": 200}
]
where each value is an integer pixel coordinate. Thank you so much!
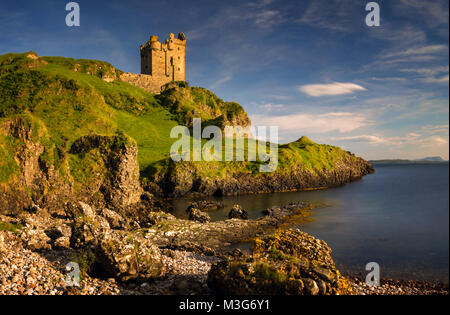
[{"left": 171, "top": 163, "right": 449, "bottom": 283}]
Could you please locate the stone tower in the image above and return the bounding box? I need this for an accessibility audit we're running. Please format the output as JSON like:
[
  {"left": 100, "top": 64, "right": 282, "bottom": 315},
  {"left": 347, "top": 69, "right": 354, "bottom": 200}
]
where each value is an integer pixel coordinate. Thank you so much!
[{"left": 140, "top": 32, "right": 186, "bottom": 83}]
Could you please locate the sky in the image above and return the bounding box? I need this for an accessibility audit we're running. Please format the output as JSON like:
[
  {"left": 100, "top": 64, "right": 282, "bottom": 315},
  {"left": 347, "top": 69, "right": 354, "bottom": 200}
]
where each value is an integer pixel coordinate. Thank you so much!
[{"left": 0, "top": 0, "right": 448, "bottom": 160}]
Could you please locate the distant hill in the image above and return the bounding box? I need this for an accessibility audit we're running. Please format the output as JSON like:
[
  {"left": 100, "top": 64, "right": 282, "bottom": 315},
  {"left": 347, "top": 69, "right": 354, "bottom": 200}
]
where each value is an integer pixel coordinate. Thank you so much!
[
  {"left": 370, "top": 157, "right": 448, "bottom": 165},
  {"left": 418, "top": 156, "right": 445, "bottom": 162}
]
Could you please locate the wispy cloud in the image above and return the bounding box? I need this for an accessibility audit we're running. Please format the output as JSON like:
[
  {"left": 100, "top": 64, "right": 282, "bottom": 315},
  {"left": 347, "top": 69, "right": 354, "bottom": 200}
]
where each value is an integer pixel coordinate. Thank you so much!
[
  {"left": 401, "top": 65, "right": 449, "bottom": 76},
  {"left": 259, "top": 103, "right": 285, "bottom": 111},
  {"left": 209, "top": 73, "right": 233, "bottom": 89},
  {"left": 329, "top": 134, "right": 396, "bottom": 145},
  {"left": 298, "top": 82, "right": 366, "bottom": 97},
  {"left": 398, "top": 0, "right": 449, "bottom": 27},
  {"left": 422, "top": 74, "right": 449, "bottom": 84},
  {"left": 382, "top": 44, "right": 448, "bottom": 59},
  {"left": 252, "top": 112, "right": 368, "bottom": 133},
  {"left": 420, "top": 124, "right": 449, "bottom": 135},
  {"left": 298, "top": 0, "right": 362, "bottom": 32},
  {"left": 186, "top": 0, "right": 285, "bottom": 41},
  {"left": 329, "top": 132, "right": 449, "bottom": 148},
  {"left": 263, "top": 94, "right": 292, "bottom": 101}
]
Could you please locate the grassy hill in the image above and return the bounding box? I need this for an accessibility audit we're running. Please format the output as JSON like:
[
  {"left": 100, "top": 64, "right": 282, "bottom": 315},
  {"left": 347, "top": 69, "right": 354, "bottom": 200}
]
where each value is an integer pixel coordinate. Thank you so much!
[
  {"left": 0, "top": 52, "right": 179, "bottom": 183},
  {"left": 0, "top": 52, "right": 373, "bottom": 198}
]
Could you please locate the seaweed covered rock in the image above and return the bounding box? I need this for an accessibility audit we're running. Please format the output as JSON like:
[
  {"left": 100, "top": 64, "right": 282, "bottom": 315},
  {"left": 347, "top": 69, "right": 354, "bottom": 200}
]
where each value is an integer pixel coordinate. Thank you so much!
[
  {"left": 208, "top": 229, "right": 352, "bottom": 295},
  {"left": 263, "top": 202, "right": 310, "bottom": 219},
  {"left": 228, "top": 204, "right": 248, "bottom": 220}
]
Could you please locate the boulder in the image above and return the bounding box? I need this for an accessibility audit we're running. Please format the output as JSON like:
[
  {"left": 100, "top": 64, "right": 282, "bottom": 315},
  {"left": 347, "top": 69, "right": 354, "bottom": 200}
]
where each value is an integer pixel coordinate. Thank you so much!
[
  {"left": 187, "top": 208, "right": 211, "bottom": 223},
  {"left": 70, "top": 212, "right": 110, "bottom": 248},
  {"left": 95, "top": 231, "right": 165, "bottom": 281},
  {"left": 208, "top": 229, "right": 352, "bottom": 295},
  {"left": 228, "top": 204, "right": 248, "bottom": 220},
  {"left": 44, "top": 224, "right": 72, "bottom": 249},
  {"left": 263, "top": 202, "right": 309, "bottom": 219}
]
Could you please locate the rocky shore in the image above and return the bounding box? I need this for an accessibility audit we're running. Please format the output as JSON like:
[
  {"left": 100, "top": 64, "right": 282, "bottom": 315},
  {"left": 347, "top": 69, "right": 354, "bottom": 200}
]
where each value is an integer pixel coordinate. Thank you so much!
[{"left": 0, "top": 200, "right": 447, "bottom": 295}]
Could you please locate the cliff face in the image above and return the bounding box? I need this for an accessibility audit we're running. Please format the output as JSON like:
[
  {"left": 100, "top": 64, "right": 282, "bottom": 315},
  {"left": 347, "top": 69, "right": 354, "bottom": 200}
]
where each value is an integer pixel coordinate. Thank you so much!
[{"left": 0, "top": 117, "right": 141, "bottom": 216}]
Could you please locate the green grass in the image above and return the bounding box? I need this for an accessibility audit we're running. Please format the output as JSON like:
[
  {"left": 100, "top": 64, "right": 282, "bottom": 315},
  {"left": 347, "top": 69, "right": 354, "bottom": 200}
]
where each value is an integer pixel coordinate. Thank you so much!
[
  {"left": 278, "top": 136, "right": 355, "bottom": 173},
  {"left": 113, "top": 108, "right": 178, "bottom": 172},
  {"left": 157, "top": 82, "right": 249, "bottom": 128}
]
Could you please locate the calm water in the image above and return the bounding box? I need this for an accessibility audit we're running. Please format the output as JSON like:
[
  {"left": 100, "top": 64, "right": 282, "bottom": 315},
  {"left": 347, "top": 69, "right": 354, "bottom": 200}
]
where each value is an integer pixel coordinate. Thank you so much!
[{"left": 171, "top": 164, "right": 449, "bottom": 283}]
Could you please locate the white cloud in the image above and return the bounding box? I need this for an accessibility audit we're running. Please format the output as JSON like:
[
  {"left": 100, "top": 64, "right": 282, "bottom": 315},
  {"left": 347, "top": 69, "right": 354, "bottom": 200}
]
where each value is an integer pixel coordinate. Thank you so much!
[
  {"left": 251, "top": 112, "right": 368, "bottom": 133},
  {"left": 298, "top": 82, "right": 366, "bottom": 97}
]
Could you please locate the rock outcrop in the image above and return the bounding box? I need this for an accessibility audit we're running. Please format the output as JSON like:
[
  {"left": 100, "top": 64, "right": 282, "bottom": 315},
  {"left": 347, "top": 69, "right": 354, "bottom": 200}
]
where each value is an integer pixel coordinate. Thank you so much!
[
  {"left": 153, "top": 156, "right": 374, "bottom": 198},
  {"left": 208, "top": 229, "right": 352, "bottom": 295},
  {"left": 187, "top": 208, "right": 211, "bottom": 223},
  {"left": 228, "top": 204, "right": 248, "bottom": 220}
]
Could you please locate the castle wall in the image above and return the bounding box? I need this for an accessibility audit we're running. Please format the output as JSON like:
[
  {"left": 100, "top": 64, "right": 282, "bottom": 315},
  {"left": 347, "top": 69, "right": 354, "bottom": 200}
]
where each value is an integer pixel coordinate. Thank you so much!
[{"left": 120, "top": 73, "right": 164, "bottom": 94}]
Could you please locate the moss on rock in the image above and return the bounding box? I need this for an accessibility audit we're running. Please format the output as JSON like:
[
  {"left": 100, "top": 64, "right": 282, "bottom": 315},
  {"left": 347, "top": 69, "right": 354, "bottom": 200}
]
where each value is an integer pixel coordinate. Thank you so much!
[{"left": 208, "top": 229, "right": 353, "bottom": 295}]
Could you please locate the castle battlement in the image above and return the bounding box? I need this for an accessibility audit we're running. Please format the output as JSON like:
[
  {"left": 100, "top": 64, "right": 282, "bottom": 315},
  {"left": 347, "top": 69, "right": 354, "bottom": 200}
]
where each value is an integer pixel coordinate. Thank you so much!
[{"left": 121, "top": 32, "right": 186, "bottom": 94}]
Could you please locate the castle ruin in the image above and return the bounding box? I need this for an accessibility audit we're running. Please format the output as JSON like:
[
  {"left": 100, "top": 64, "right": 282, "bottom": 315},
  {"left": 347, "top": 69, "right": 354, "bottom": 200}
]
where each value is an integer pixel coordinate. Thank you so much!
[{"left": 120, "top": 32, "right": 186, "bottom": 94}]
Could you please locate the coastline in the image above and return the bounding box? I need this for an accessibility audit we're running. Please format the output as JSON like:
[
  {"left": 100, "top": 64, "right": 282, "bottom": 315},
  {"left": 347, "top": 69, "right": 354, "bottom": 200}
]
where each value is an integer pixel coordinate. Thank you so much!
[
  {"left": 1, "top": 228, "right": 448, "bottom": 295},
  {"left": 1, "top": 199, "right": 448, "bottom": 295}
]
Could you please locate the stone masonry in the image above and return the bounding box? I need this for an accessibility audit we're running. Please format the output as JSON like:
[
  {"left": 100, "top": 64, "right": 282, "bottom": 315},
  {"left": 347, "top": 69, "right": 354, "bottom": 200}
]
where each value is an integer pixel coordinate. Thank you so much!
[{"left": 120, "top": 32, "right": 186, "bottom": 94}]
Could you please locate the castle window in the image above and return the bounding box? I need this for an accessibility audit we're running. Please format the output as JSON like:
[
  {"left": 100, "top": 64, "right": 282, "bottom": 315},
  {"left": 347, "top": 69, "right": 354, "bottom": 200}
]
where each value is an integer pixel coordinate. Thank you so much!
[{"left": 178, "top": 68, "right": 180, "bottom": 71}]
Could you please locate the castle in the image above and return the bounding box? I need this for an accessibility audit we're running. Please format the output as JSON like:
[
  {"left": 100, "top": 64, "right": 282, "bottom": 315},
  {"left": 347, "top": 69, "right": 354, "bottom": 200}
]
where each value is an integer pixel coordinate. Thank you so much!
[{"left": 120, "top": 32, "right": 187, "bottom": 94}]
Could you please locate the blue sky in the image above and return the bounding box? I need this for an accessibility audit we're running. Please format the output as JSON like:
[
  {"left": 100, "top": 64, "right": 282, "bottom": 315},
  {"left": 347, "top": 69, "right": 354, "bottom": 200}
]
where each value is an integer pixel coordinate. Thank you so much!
[{"left": 1, "top": 0, "right": 448, "bottom": 159}]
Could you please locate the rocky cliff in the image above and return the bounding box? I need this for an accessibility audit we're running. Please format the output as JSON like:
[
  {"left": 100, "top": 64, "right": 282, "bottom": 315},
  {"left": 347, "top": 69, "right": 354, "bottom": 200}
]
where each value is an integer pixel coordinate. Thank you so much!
[{"left": 0, "top": 116, "right": 142, "bottom": 216}]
